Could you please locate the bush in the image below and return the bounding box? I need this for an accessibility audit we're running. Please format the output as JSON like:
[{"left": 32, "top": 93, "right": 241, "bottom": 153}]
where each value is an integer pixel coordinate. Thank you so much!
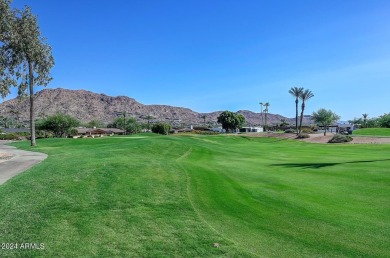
[
  {"left": 296, "top": 133, "right": 310, "bottom": 139},
  {"left": 284, "top": 129, "right": 296, "bottom": 134},
  {"left": 328, "top": 134, "right": 353, "bottom": 143},
  {"left": 37, "top": 113, "right": 80, "bottom": 137},
  {"left": 378, "top": 113, "right": 390, "bottom": 128},
  {"left": 0, "top": 133, "right": 21, "bottom": 140},
  {"left": 301, "top": 128, "right": 314, "bottom": 134},
  {"left": 152, "top": 123, "right": 172, "bottom": 135}
]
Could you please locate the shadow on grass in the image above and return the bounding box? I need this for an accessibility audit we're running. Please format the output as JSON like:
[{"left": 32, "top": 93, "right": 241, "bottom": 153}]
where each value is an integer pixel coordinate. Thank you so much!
[{"left": 272, "top": 159, "right": 390, "bottom": 169}]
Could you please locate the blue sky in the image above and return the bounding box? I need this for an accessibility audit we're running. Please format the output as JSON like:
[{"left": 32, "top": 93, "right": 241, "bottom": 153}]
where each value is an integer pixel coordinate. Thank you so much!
[{"left": 8, "top": 0, "right": 390, "bottom": 120}]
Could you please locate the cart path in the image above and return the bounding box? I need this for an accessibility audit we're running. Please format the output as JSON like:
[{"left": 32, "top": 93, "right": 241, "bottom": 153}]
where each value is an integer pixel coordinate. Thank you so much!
[{"left": 0, "top": 143, "right": 47, "bottom": 185}]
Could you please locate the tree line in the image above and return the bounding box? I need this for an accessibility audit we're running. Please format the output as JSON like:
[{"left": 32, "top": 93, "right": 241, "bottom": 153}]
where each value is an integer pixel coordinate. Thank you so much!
[{"left": 34, "top": 113, "right": 173, "bottom": 137}]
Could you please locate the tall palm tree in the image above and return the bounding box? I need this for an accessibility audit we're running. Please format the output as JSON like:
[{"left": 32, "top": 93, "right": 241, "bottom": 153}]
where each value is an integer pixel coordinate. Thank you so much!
[
  {"left": 298, "top": 89, "right": 314, "bottom": 134},
  {"left": 259, "top": 102, "right": 264, "bottom": 127},
  {"left": 362, "top": 113, "right": 368, "bottom": 128},
  {"left": 264, "top": 102, "right": 270, "bottom": 131},
  {"left": 288, "top": 87, "right": 304, "bottom": 135}
]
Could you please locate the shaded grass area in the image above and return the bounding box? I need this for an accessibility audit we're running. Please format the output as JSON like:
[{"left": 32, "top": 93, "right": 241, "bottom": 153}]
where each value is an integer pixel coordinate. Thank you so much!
[
  {"left": 353, "top": 128, "right": 390, "bottom": 136},
  {"left": 1, "top": 134, "right": 390, "bottom": 257}
]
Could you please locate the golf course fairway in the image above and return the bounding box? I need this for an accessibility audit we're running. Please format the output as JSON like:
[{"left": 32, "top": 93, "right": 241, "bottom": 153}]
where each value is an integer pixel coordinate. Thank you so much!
[{"left": 0, "top": 134, "right": 389, "bottom": 257}]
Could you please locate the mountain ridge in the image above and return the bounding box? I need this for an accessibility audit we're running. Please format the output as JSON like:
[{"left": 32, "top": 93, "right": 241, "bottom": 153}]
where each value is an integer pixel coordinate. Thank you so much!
[{"left": 0, "top": 88, "right": 311, "bottom": 127}]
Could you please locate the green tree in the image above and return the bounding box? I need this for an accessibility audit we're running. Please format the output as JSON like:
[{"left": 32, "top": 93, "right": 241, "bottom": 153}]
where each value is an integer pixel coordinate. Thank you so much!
[
  {"left": 217, "top": 111, "right": 246, "bottom": 133},
  {"left": 378, "top": 113, "right": 390, "bottom": 128},
  {"left": 1, "top": 6, "right": 54, "bottom": 146},
  {"left": 288, "top": 87, "right": 304, "bottom": 135},
  {"left": 0, "top": 0, "right": 17, "bottom": 99},
  {"left": 145, "top": 115, "right": 154, "bottom": 130},
  {"left": 0, "top": 115, "right": 12, "bottom": 128},
  {"left": 279, "top": 118, "right": 289, "bottom": 127},
  {"left": 86, "top": 119, "right": 104, "bottom": 128},
  {"left": 298, "top": 89, "right": 314, "bottom": 134},
  {"left": 36, "top": 113, "right": 80, "bottom": 137},
  {"left": 151, "top": 122, "right": 171, "bottom": 135},
  {"left": 113, "top": 117, "right": 141, "bottom": 134},
  {"left": 366, "top": 118, "right": 379, "bottom": 128},
  {"left": 312, "top": 108, "right": 340, "bottom": 136}
]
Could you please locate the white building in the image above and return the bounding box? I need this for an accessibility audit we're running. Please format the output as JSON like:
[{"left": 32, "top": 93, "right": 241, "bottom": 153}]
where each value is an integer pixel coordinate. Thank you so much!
[{"left": 239, "top": 127, "right": 263, "bottom": 133}]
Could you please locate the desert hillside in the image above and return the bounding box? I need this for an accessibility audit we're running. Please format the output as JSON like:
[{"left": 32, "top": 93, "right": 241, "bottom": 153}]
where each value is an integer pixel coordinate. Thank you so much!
[{"left": 0, "top": 88, "right": 310, "bottom": 126}]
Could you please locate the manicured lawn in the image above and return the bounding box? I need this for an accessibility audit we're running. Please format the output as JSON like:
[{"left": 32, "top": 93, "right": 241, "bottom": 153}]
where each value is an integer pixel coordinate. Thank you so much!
[
  {"left": 353, "top": 128, "right": 390, "bottom": 136},
  {"left": 1, "top": 134, "right": 389, "bottom": 257}
]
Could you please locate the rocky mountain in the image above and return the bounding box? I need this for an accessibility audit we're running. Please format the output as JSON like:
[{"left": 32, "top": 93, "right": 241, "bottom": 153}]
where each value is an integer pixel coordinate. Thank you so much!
[{"left": 0, "top": 88, "right": 312, "bottom": 127}]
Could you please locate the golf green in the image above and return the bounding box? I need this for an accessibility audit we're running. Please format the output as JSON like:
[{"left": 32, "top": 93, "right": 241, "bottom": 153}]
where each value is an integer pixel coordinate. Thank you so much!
[
  {"left": 353, "top": 128, "right": 390, "bottom": 136},
  {"left": 1, "top": 134, "right": 389, "bottom": 257}
]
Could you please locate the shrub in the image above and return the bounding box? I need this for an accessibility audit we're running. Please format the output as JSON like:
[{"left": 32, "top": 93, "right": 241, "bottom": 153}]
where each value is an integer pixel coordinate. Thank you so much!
[
  {"left": 328, "top": 134, "right": 353, "bottom": 143},
  {"left": 284, "top": 129, "right": 296, "bottom": 134},
  {"left": 152, "top": 123, "right": 172, "bottom": 135},
  {"left": 296, "top": 133, "right": 310, "bottom": 139},
  {"left": 0, "top": 133, "right": 20, "bottom": 140},
  {"left": 37, "top": 113, "right": 80, "bottom": 137},
  {"left": 301, "top": 128, "right": 314, "bottom": 134}
]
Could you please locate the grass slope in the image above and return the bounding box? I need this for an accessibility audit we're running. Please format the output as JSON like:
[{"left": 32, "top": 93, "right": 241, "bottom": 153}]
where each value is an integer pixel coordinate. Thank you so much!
[
  {"left": 1, "top": 135, "right": 389, "bottom": 257},
  {"left": 353, "top": 128, "right": 390, "bottom": 136}
]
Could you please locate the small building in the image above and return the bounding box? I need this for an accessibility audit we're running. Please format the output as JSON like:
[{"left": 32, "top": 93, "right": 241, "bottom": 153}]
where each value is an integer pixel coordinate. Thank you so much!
[
  {"left": 239, "top": 127, "right": 263, "bottom": 133},
  {"left": 75, "top": 128, "right": 124, "bottom": 138}
]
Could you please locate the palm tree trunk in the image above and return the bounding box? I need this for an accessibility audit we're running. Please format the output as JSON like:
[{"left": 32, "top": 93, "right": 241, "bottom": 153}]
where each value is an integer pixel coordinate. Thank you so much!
[
  {"left": 295, "top": 98, "right": 299, "bottom": 135},
  {"left": 28, "top": 61, "right": 36, "bottom": 146},
  {"left": 299, "top": 102, "right": 305, "bottom": 134}
]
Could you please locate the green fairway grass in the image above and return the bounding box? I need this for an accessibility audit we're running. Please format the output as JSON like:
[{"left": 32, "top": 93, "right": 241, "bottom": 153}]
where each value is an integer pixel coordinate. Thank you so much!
[
  {"left": 353, "top": 128, "right": 390, "bottom": 136},
  {"left": 1, "top": 135, "right": 389, "bottom": 257}
]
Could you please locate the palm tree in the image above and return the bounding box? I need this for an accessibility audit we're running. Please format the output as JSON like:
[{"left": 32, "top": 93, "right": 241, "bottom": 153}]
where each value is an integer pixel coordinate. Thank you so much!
[
  {"left": 264, "top": 102, "right": 270, "bottom": 131},
  {"left": 259, "top": 102, "right": 264, "bottom": 127},
  {"left": 298, "top": 89, "right": 314, "bottom": 134},
  {"left": 362, "top": 113, "right": 368, "bottom": 128},
  {"left": 288, "top": 87, "right": 304, "bottom": 135}
]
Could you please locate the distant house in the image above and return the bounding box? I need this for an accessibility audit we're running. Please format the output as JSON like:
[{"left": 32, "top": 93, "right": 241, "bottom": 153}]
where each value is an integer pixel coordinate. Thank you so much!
[
  {"left": 75, "top": 128, "right": 124, "bottom": 138},
  {"left": 239, "top": 127, "right": 263, "bottom": 133}
]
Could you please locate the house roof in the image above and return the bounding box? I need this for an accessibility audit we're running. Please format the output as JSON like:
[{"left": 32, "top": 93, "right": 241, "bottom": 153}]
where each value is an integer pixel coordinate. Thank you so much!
[
  {"left": 76, "top": 128, "right": 124, "bottom": 134},
  {"left": 1, "top": 128, "right": 30, "bottom": 133}
]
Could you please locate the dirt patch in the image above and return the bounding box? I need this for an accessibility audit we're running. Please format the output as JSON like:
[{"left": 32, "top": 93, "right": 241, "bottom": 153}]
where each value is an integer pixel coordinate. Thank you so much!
[
  {"left": 239, "top": 132, "right": 390, "bottom": 144},
  {"left": 299, "top": 133, "right": 390, "bottom": 144}
]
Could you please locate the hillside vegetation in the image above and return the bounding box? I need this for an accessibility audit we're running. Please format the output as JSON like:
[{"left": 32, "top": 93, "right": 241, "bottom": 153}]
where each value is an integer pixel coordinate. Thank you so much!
[{"left": 1, "top": 135, "right": 389, "bottom": 257}]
